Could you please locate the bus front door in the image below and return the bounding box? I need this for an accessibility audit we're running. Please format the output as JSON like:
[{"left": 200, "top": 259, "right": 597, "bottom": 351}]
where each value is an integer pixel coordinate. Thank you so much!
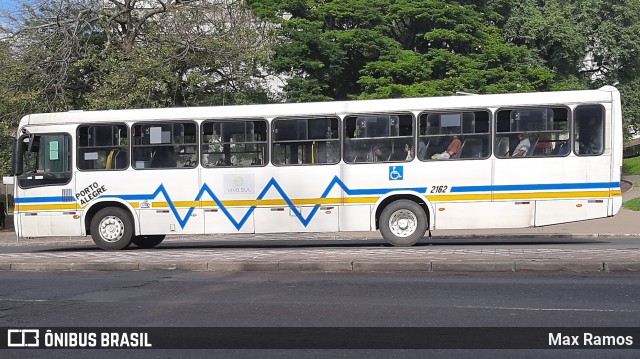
[{"left": 15, "top": 132, "right": 82, "bottom": 237}]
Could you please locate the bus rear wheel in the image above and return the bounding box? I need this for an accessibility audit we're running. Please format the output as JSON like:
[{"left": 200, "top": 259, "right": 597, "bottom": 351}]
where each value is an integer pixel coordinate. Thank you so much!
[
  {"left": 90, "top": 207, "right": 134, "bottom": 250},
  {"left": 132, "top": 235, "right": 166, "bottom": 249},
  {"left": 379, "top": 200, "right": 427, "bottom": 247}
]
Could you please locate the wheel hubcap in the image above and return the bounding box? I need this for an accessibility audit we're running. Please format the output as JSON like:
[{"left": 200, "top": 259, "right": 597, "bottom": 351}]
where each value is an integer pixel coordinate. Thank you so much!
[
  {"left": 99, "top": 216, "right": 125, "bottom": 243},
  {"left": 388, "top": 209, "right": 417, "bottom": 238}
]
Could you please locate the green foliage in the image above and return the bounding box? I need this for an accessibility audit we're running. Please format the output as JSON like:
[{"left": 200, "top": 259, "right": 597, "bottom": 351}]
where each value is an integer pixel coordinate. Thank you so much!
[
  {"left": 504, "top": 0, "right": 587, "bottom": 78},
  {"left": 623, "top": 157, "right": 640, "bottom": 175},
  {"left": 0, "top": 41, "right": 45, "bottom": 177},
  {"left": 0, "top": 0, "right": 278, "bottom": 177},
  {"left": 619, "top": 78, "right": 640, "bottom": 136},
  {"left": 623, "top": 197, "right": 640, "bottom": 212},
  {"left": 505, "top": 0, "right": 640, "bottom": 133},
  {"left": 249, "top": 0, "right": 569, "bottom": 101}
]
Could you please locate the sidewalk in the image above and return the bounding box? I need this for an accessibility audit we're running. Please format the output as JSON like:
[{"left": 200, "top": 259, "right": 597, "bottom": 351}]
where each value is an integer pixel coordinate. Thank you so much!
[{"left": 0, "top": 175, "right": 638, "bottom": 272}]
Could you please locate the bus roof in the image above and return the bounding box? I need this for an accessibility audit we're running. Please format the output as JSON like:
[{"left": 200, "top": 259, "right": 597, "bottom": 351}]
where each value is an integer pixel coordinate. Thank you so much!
[{"left": 19, "top": 87, "right": 618, "bottom": 127}]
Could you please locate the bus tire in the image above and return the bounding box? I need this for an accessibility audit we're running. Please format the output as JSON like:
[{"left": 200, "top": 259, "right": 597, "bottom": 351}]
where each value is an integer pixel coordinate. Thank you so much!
[
  {"left": 90, "top": 207, "right": 134, "bottom": 250},
  {"left": 379, "top": 200, "right": 427, "bottom": 247},
  {"left": 132, "top": 235, "right": 166, "bottom": 249}
]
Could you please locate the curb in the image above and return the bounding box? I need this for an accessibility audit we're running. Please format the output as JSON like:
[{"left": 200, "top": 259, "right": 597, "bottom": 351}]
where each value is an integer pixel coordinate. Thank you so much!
[
  {"left": 2, "top": 260, "right": 640, "bottom": 273},
  {"left": 1, "top": 232, "right": 639, "bottom": 247}
]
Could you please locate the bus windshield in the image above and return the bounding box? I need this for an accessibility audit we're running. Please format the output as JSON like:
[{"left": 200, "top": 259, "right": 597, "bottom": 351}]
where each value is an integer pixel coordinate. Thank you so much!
[{"left": 16, "top": 133, "right": 72, "bottom": 188}]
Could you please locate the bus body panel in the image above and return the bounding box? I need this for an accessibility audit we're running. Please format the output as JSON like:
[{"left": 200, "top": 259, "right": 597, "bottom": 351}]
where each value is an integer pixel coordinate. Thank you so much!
[
  {"left": 251, "top": 166, "right": 341, "bottom": 233},
  {"left": 434, "top": 201, "right": 535, "bottom": 229},
  {"left": 535, "top": 199, "right": 610, "bottom": 226},
  {"left": 200, "top": 166, "right": 263, "bottom": 234},
  {"left": 128, "top": 169, "right": 203, "bottom": 235},
  {"left": 416, "top": 159, "right": 493, "bottom": 230},
  {"left": 339, "top": 205, "right": 373, "bottom": 232}
]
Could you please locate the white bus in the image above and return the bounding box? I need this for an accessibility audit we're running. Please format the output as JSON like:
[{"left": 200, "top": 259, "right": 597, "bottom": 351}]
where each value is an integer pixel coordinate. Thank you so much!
[{"left": 8, "top": 86, "right": 623, "bottom": 250}]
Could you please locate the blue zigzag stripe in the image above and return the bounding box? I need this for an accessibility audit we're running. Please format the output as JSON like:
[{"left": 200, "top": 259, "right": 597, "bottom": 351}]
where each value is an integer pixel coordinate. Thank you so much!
[{"left": 105, "top": 176, "right": 428, "bottom": 230}]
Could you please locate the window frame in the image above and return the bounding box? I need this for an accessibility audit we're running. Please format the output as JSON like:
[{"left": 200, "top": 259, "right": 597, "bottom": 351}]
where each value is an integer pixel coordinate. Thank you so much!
[
  {"left": 342, "top": 112, "right": 415, "bottom": 164},
  {"left": 494, "top": 105, "right": 572, "bottom": 159},
  {"left": 271, "top": 116, "right": 341, "bottom": 167},
  {"left": 573, "top": 104, "right": 605, "bottom": 157},
  {"left": 201, "top": 118, "right": 269, "bottom": 168},
  {"left": 17, "top": 132, "right": 73, "bottom": 189},
  {"left": 76, "top": 123, "right": 130, "bottom": 172},
  {"left": 131, "top": 120, "right": 199, "bottom": 170},
  {"left": 417, "top": 109, "right": 492, "bottom": 161}
]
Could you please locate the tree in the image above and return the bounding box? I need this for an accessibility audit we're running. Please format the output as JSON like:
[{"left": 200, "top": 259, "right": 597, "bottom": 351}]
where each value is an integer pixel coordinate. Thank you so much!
[
  {"left": 248, "top": 0, "right": 564, "bottom": 102},
  {"left": 504, "top": 0, "right": 640, "bottom": 134},
  {"left": 0, "top": 0, "right": 278, "bottom": 177},
  {"left": 358, "top": 0, "right": 559, "bottom": 99}
]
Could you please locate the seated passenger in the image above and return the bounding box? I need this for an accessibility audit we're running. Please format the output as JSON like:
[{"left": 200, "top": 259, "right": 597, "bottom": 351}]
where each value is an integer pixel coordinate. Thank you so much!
[
  {"left": 417, "top": 141, "right": 428, "bottom": 160},
  {"left": 579, "top": 134, "right": 602, "bottom": 155},
  {"left": 512, "top": 133, "right": 530, "bottom": 157},
  {"left": 367, "top": 146, "right": 387, "bottom": 162},
  {"left": 432, "top": 135, "right": 461, "bottom": 160},
  {"left": 447, "top": 135, "right": 462, "bottom": 159},
  {"left": 404, "top": 143, "right": 415, "bottom": 161}
]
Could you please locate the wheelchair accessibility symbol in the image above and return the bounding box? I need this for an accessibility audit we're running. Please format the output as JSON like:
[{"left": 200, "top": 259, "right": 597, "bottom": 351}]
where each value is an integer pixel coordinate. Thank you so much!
[{"left": 389, "top": 166, "right": 403, "bottom": 181}]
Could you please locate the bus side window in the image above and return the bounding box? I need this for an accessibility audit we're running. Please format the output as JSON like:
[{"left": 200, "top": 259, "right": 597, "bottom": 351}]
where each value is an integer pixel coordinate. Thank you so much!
[
  {"left": 575, "top": 105, "right": 604, "bottom": 156},
  {"left": 272, "top": 117, "right": 339, "bottom": 166},
  {"left": 419, "top": 110, "right": 490, "bottom": 161},
  {"left": 495, "top": 107, "right": 569, "bottom": 158},
  {"left": 343, "top": 114, "right": 414, "bottom": 164},
  {"left": 132, "top": 122, "right": 197, "bottom": 169},
  {"left": 201, "top": 120, "right": 268, "bottom": 167},
  {"left": 77, "top": 124, "right": 129, "bottom": 171}
]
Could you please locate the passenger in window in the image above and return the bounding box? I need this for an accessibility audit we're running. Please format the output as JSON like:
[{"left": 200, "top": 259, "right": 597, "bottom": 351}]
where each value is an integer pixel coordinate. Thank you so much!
[
  {"left": 417, "top": 141, "right": 428, "bottom": 160},
  {"left": 447, "top": 135, "right": 462, "bottom": 159},
  {"left": 579, "top": 133, "right": 602, "bottom": 155},
  {"left": 374, "top": 146, "right": 386, "bottom": 161},
  {"left": 431, "top": 135, "right": 461, "bottom": 160},
  {"left": 512, "top": 133, "right": 531, "bottom": 157},
  {"left": 368, "top": 146, "right": 387, "bottom": 162},
  {"left": 404, "top": 143, "right": 414, "bottom": 161},
  {"left": 556, "top": 141, "right": 569, "bottom": 156}
]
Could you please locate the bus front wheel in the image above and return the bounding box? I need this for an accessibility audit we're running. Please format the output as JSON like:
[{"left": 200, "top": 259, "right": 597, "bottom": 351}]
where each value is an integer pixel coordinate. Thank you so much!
[
  {"left": 379, "top": 200, "right": 427, "bottom": 247},
  {"left": 90, "top": 207, "right": 134, "bottom": 250},
  {"left": 132, "top": 235, "right": 166, "bottom": 249}
]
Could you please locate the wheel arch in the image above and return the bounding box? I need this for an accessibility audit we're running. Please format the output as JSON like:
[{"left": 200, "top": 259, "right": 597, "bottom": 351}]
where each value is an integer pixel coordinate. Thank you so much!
[
  {"left": 82, "top": 199, "right": 139, "bottom": 236},
  {"left": 372, "top": 192, "right": 433, "bottom": 230}
]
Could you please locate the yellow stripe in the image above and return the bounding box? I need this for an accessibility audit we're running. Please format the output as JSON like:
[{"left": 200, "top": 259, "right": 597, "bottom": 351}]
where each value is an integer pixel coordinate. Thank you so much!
[
  {"left": 200, "top": 198, "right": 341, "bottom": 207},
  {"left": 16, "top": 204, "right": 78, "bottom": 211},
  {"left": 426, "top": 194, "right": 492, "bottom": 202},
  {"left": 153, "top": 201, "right": 200, "bottom": 208},
  {"left": 343, "top": 197, "right": 379, "bottom": 204},
  {"left": 493, "top": 191, "right": 612, "bottom": 200}
]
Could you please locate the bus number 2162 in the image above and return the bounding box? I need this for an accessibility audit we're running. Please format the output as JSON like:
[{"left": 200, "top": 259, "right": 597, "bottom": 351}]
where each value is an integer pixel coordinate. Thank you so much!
[{"left": 430, "top": 185, "right": 448, "bottom": 193}]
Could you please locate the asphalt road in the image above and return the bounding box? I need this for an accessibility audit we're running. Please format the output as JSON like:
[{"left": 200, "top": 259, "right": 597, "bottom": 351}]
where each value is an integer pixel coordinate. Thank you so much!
[{"left": 1, "top": 271, "right": 639, "bottom": 358}]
